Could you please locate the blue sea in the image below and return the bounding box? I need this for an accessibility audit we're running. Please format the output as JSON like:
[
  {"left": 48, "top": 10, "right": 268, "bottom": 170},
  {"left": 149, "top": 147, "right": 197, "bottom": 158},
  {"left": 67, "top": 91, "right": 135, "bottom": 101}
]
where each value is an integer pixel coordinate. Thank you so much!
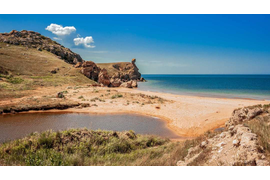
[{"left": 138, "top": 75, "right": 270, "bottom": 100}]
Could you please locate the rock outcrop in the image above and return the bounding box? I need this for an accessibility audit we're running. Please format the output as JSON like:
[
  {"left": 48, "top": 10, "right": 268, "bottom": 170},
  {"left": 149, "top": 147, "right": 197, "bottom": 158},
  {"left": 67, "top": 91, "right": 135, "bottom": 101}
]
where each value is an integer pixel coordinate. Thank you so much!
[
  {"left": 110, "top": 59, "right": 141, "bottom": 82},
  {"left": 0, "top": 30, "right": 83, "bottom": 64},
  {"left": 98, "top": 68, "right": 111, "bottom": 86},
  {"left": 110, "top": 78, "right": 122, "bottom": 87},
  {"left": 177, "top": 124, "right": 268, "bottom": 166},
  {"left": 226, "top": 106, "right": 263, "bottom": 127},
  {"left": 80, "top": 61, "right": 100, "bottom": 81},
  {"left": 119, "top": 80, "right": 138, "bottom": 88},
  {"left": 76, "top": 59, "right": 143, "bottom": 88},
  {"left": 177, "top": 105, "right": 269, "bottom": 166}
]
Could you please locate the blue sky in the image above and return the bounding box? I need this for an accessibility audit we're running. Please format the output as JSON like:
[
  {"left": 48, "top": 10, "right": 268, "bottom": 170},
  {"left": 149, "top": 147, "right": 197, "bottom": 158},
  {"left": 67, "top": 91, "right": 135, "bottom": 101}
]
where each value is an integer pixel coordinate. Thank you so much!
[{"left": 0, "top": 14, "right": 270, "bottom": 74}]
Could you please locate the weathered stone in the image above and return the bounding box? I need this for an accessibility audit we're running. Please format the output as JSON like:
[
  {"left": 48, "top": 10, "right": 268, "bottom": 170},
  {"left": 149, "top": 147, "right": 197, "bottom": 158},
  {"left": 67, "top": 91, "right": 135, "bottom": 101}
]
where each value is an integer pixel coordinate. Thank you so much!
[
  {"left": 110, "top": 78, "right": 122, "bottom": 87},
  {"left": 80, "top": 61, "right": 100, "bottom": 81},
  {"left": 120, "top": 81, "right": 132, "bottom": 88},
  {"left": 74, "top": 62, "right": 82, "bottom": 68},
  {"left": 98, "top": 68, "right": 110, "bottom": 86},
  {"left": 200, "top": 141, "right": 208, "bottom": 148},
  {"left": 233, "top": 139, "right": 240, "bottom": 147},
  {"left": 226, "top": 107, "right": 264, "bottom": 127},
  {"left": 131, "top": 80, "right": 137, "bottom": 88}
]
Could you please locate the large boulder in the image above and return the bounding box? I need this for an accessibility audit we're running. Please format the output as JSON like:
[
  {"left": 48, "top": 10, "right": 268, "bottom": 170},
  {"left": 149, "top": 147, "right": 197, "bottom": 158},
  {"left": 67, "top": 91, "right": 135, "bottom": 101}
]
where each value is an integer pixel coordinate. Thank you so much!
[
  {"left": 80, "top": 61, "right": 100, "bottom": 81},
  {"left": 110, "top": 78, "right": 122, "bottom": 87},
  {"left": 98, "top": 68, "right": 111, "bottom": 86},
  {"left": 120, "top": 81, "right": 132, "bottom": 88},
  {"left": 119, "top": 80, "right": 137, "bottom": 88},
  {"left": 131, "top": 80, "right": 137, "bottom": 88}
]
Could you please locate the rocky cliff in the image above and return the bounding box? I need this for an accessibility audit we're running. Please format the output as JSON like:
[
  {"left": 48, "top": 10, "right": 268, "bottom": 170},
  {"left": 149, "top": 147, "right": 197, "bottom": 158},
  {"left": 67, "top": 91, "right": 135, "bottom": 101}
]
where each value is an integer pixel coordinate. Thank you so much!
[
  {"left": 75, "top": 59, "right": 144, "bottom": 88},
  {"left": 0, "top": 30, "right": 83, "bottom": 64}
]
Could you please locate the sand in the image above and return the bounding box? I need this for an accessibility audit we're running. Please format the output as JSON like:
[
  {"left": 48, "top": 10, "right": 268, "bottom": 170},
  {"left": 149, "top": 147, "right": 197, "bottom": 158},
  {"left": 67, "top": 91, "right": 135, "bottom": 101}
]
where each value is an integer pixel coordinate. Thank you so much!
[
  {"left": 1, "top": 86, "right": 269, "bottom": 137},
  {"left": 59, "top": 86, "right": 270, "bottom": 137}
]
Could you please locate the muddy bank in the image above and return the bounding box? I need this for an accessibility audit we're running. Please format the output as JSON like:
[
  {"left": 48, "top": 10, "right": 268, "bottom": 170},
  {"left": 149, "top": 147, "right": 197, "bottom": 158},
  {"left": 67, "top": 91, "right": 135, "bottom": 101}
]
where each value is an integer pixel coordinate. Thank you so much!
[{"left": 0, "top": 102, "right": 90, "bottom": 114}]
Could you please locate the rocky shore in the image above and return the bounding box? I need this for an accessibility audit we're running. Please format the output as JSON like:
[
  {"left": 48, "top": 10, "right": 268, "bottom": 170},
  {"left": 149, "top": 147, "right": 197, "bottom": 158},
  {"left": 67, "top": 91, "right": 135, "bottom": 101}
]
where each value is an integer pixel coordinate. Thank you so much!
[{"left": 177, "top": 105, "right": 270, "bottom": 166}]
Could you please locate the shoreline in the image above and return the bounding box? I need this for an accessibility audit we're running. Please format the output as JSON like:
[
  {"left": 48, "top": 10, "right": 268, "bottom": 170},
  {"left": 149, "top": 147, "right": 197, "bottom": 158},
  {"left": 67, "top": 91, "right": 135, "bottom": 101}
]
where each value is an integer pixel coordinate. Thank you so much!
[
  {"left": 63, "top": 87, "right": 270, "bottom": 137},
  {"left": 1, "top": 85, "right": 269, "bottom": 139},
  {"left": 137, "top": 83, "right": 270, "bottom": 101}
]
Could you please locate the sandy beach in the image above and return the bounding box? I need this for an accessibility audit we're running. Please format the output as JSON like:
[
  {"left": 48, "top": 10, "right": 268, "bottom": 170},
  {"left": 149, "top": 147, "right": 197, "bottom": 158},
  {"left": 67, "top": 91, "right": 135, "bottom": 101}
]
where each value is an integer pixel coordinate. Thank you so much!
[
  {"left": 17, "top": 85, "right": 269, "bottom": 137},
  {"left": 1, "top": 85, "right": 269, "bottom": 138}
]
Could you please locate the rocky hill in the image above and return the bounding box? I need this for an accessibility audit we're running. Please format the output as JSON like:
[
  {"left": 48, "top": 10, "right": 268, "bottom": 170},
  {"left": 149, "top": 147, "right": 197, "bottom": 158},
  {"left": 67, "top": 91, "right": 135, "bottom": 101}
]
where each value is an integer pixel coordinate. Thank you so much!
[
  {"left": 0, "top": 32, "right": 96, "bottom": 100},
  {"left": 0, "top": 30, "right": 83, "bottom": 64},
  {"left": 0, "top": 30, "right": 144, "bottom": 88}
]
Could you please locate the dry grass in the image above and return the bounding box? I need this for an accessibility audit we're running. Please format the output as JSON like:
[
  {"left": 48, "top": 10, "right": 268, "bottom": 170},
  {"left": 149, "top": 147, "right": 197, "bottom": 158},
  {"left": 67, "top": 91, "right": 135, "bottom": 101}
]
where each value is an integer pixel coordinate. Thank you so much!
[
  {"left": 0, "top": 127, "right": 219, "bottom": 166},
  {"left": 0, "top": 43, "right": 95, "bottom": 100},
  {"left": 245, "top": 114, "right": 270, "bottom": 161}
]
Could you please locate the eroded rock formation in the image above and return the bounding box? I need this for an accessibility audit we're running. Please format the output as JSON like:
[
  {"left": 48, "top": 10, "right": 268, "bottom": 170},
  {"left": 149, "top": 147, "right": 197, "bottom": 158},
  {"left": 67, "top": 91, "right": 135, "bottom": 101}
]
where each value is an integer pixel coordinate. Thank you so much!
[
  {"left": 226, "top": 106, "right": 263, "bottom": 127},
  {"left": 110, "top": 59, "right": 141, "bottom": 82},
  {"left": 98, "top": 68, "right": 111, "bottom": 86},
  {"left": 80, "top": 61, "right": 100, "bottom": 81},
  {"left": 75, "top": 59, "right": 143, "bottom": 88},
  {"left": 177, "top": 105, "right": 269, "bottom": 166}
]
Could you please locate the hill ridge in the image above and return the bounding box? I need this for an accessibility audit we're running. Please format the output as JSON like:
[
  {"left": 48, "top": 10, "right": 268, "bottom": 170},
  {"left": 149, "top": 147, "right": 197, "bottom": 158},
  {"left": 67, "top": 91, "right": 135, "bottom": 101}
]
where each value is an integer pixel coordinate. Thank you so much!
[{"left": 0, "top": 30, "right": 83, "bottom": 64}]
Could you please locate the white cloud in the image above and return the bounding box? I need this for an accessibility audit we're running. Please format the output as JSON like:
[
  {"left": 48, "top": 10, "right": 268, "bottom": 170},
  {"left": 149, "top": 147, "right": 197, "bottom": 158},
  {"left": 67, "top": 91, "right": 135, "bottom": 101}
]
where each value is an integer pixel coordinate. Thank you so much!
[
  {"left": 46, "top": 23, "right": 76, "bottom": 36},
  {"left": 73, "top": 36, "right": 95, "bottom": 48}
]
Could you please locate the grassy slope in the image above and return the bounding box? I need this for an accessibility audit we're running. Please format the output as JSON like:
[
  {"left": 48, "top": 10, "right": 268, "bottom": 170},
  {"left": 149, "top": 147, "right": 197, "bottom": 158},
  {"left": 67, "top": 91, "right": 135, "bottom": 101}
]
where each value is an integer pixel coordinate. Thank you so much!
[
  {"left": 97, "top": 62, "right": 131, "bottom": 77},
  {"left": 0, "top": 43, "right": 96, "bottom": 99},
  {"left": 0, "top": 129, "right": 210, "bottom": 166}
]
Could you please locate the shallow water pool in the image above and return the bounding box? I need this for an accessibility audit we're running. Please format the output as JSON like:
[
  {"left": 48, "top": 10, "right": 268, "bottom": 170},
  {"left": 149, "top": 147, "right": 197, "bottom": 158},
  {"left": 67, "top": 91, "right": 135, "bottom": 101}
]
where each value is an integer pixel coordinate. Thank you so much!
[{"left": 0, "top": 112, "right": 181, "bottom": 143}]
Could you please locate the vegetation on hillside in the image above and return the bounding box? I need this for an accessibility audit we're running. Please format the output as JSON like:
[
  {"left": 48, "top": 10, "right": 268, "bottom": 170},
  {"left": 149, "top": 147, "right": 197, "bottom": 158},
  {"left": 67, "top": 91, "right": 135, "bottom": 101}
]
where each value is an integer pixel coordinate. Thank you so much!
[
  {"left": 0, "top": 128, "right": 217, "bottom": 166},
  {"left": 0, "top": 43, "right": 95, "bottom": 100}
]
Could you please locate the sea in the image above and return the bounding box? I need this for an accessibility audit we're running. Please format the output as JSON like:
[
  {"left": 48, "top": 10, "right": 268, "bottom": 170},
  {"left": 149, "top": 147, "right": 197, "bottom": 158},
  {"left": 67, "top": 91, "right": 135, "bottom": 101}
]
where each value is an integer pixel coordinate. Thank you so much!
[{"left": 138, "top": 75, "right": 270, "bottom": 100}]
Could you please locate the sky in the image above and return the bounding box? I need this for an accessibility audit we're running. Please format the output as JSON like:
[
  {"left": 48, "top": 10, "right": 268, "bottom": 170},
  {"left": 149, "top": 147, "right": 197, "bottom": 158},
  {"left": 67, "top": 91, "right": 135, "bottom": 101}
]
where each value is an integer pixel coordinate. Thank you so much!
[{"left": 0, "top": 14, "right": 270, "bottom": 74}]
